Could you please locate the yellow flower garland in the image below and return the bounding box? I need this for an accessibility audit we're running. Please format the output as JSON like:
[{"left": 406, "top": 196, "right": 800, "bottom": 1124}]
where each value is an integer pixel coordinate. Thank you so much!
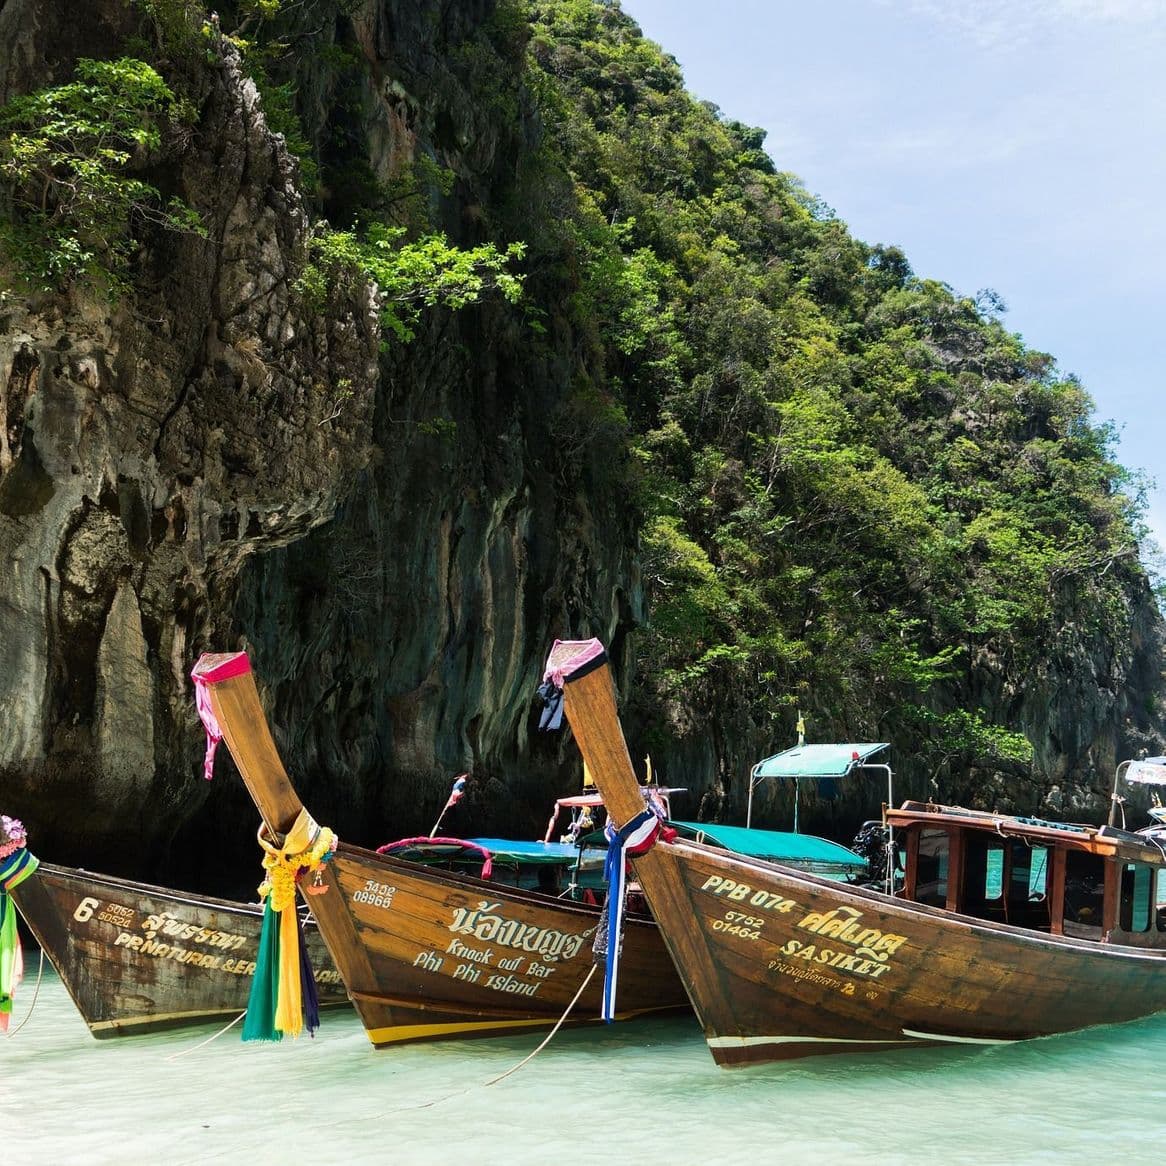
[{"left": 257, "top": 812, "right": 337, "bottom": 911}]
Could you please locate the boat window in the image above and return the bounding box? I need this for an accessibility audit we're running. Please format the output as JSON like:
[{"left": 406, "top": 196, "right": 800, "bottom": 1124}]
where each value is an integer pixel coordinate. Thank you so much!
[
  {"left": 1007, "top": 841, "right": 1051, "bottom": 929},
  {"left": 1062, "top": 850, "right": 1105, "bottom": 929},
  {"left": 961, "top": 832, "right": 1004, "bottom": 915},
  {"left": 1026, "top": 846, "right": 1049, "bottom": 896},
  {"left": 1009, "top": 842, "right": 1049, "bottom": 899},
  {"left": 1120, "top": 863, "right": 1153, "bottom": 933},
  {"left": 914, "top": 828, "right": 949, "bottom": 907}
]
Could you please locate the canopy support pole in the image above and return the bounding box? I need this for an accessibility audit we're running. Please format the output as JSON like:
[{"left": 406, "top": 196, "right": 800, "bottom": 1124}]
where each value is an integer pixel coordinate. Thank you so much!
[
  {"left": 1108, "top": 760, "right": 1131, "bottom": 827},
  {"left": 865, "top": 763, "right": 895, "bottom": 892}
]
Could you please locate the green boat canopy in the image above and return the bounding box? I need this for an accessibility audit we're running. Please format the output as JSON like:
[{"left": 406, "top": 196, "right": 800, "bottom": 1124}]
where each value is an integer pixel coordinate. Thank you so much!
[
  {"left": 753, "top": 742, "right": 889, "bottom": 779},
  {"left": 670, "top": 821, "right": 867, "bottom": 875},
  {"left": 747, "top": 742, "right": 893, "bottom": 831},
  {"left": 466, "top": 838, "right": 603, "bottom": 866}
]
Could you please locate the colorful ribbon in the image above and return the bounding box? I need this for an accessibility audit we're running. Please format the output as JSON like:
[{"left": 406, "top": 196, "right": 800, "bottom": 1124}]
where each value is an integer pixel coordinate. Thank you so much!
[
  {"left": 242, "top": 809, "right": 336, "bottom": 1041},
  {"left": 598, "top": 808, "right": 662, "bottom": 1022},
  {"left": 190, "top": 653, "right": 253, "bottom": 781},
  {"left": 192, "top": 678, "right": 222, "bottom": 781},
  {"left": 1, "top": 823, "right": 38, "bottom": 1033}
]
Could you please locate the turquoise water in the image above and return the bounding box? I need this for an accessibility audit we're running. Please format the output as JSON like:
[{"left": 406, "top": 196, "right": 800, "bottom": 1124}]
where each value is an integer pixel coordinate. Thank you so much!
[{"left": 6, "top": 959, "right": 1166, "bottom": 1163}]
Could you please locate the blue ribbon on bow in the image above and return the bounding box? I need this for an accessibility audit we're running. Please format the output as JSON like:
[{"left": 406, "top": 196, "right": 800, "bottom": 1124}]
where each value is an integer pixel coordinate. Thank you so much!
[{"left": 599, "top": 809, "right": 659, "bottom": 1022}]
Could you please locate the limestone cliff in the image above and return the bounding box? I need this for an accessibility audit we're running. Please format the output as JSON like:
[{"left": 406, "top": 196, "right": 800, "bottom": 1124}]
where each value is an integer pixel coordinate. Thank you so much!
[
  {"left": 1, "top": 0, "right": 1163, "bottom": 889},
  {"left": 0, "top": 1, "right": 380, "bottom": 874}
]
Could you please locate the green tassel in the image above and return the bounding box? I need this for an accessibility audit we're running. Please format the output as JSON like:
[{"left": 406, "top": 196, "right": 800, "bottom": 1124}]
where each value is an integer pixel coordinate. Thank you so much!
[
  {"left": 0, "top": 895, "right": 16, "bottom": 1018},
  {"left": 242, "top": 898, "right": 283, "bottom": 1042}
]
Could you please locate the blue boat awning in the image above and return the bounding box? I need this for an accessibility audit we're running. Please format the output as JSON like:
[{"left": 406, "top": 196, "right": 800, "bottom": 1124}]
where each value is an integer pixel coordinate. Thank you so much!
[
  {"left": 752, "top": 742, "right": 889, "bottom": 780},
  {"left": 670, "top": 821, "right": 867, "bottom": 872},
  {"left": 1124, "top": 759, "right": 1166, "bottom": 786},
  {"left": 467, "top": 838, "right": 605, "bottom": 866}
]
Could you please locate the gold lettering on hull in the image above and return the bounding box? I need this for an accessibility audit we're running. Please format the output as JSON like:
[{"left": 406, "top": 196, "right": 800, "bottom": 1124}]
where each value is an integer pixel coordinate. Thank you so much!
[
  {"left": 693, "top": 876, "right": 910, "bottom": 988},
  {"left": 795, "top": 906, "right": 906, "bottom": 961},
  {"left": 698, "top": 876, "right": 797, "bottom": 914},
  {"left": 401, "top": 903, "right": 597, "bottom": 1001},
  {"left": 69, "top": 895, "right": 340, "bottom": 986},
  {"left": 448, "top": 901, "right": 591, "bottom": 962}
]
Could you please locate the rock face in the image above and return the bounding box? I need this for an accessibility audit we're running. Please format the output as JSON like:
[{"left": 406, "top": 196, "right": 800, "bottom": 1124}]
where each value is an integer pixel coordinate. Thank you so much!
[
  {"left": 0, "top": 4, "right": 379, "bottom": 873},
  {"left": 1, "top": 0, "right": 1163, "bottom": 885}
]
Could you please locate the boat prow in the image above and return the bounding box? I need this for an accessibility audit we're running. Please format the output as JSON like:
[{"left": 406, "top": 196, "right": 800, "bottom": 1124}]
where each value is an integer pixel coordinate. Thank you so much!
[{"left": 191, "top": 651, "right": 689, "bottom": 1047}]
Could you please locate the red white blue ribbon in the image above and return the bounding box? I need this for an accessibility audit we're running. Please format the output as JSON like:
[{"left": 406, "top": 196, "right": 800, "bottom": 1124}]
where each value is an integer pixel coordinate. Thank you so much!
[{"left": 600, "top": 808, "right": 662, "bottom": 1021}]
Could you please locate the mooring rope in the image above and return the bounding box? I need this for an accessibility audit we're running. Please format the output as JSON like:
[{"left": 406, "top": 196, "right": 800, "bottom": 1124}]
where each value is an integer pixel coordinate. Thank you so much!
[
  {"left": 362, "top": 962, "right": 600, "bottom": 1114},
  {"left": 481, "top": 962, "right": 597, "bottom": 1088},
  {"left": 163, "top": 1009, "right": 247, "bottom": 1061},
  {"left": 181, "top": 960, "right": 602, "bottom": 1166},
  {"left": 162, "top": 961, "right": 597, "bottom": 1087}
]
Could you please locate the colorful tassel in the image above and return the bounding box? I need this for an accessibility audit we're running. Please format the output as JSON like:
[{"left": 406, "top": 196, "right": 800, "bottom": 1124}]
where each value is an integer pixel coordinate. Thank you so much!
[
  {"left": 0, "top": 817, "right": 38, "bottom": 1033},
  {"left": 242, "top": 809, "right": 336, "bottom": 1042}
]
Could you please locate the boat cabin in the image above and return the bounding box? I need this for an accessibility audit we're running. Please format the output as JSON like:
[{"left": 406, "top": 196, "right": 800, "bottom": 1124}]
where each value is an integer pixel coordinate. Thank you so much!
[{"left": 887, "top": 801, "right": 1166, "bottom": 946}]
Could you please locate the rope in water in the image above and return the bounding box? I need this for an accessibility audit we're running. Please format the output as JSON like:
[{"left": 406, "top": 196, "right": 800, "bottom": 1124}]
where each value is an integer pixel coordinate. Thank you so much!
[
  {"left": 361, "top": 962, "right": 600, "bottom": 1113},
  {"left": 181, "top": 960, "right": 601, "bottom": 1166},
  {"left": 482, "top": 962, "right": 597, "bottom": 1088},
  {"left": 163, "top": 1009, "right": 247, "bottom": 1061}
]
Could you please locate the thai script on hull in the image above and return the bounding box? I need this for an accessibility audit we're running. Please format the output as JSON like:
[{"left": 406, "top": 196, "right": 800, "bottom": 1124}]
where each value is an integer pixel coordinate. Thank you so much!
[
  {"left": 448, "top": 900, "right": 590, "bottom": 961},
  {"left": 796, "top": 905, "right": 906, "bottom": 961}
]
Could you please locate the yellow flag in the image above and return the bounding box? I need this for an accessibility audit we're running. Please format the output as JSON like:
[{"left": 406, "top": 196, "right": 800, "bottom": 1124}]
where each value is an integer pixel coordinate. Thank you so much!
[
  {"left": 583, "top": 760, "right": 595, "bottom": 789},
  {"left": 645, "top": 755, "right": 654, "bottom": 784}
]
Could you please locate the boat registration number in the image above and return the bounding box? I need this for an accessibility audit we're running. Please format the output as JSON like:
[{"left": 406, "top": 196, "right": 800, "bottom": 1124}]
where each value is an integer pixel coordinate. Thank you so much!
[
  {"left": 698, "top": 875, "right": 797, "bottom": 913},
  {"left": 712, "top": 911, "right": 763, "bottom": 940}
]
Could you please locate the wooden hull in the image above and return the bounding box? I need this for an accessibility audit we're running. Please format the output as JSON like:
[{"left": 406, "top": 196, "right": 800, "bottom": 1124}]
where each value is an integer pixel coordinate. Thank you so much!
[
  {"left": 191, "top": 651, "right": 689, "bottom": 1047},
  {"left": 305, "top": 841, "right": 687, "bottom": 1045},
  {"left": 619, "top": 842, "right": 1166, "bottom": 1064},
  {"left": 555, "top": 641, "right": 1166, "bottom": 1065},
  {"left": 11, "top": 863, "right": 345, "bottom": 1038}
]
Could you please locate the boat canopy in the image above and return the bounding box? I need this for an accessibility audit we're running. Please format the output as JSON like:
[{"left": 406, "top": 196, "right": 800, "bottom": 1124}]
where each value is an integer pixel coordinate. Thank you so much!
[
  {"left": 1107, "top": 757, "right": 1166, "bottom": 829},
  {"left": 753, "top": 742, "right": 889, "bottom": 779},
  {"left": 466, "top": 838, "right": 604, "bottom": 865},
  {"left": 669, "top": 820, "right": 867, "bottom": 877},
  {"left": 747, "top": 742, "right": 892, "bottom": 830},
  {"left": 1123, "top": 759, "right": 1166, "bottom": 785}
]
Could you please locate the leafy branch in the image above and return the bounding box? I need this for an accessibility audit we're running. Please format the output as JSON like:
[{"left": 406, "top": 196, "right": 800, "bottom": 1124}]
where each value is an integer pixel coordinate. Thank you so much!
[
  {"left": 295, "top": 223, "right": 525, "bottom": 343},
  {"left": 0, "top": 57, "right": 204, "bottom": 291}
]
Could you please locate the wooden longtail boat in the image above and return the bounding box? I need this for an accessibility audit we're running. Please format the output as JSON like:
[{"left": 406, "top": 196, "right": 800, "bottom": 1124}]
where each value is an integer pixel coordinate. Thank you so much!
[
  {"left": 546, "top": 637, "right": 1166, "bottom": 1066},
  {"left": 190, "top": 651, "right": 690, "bottom": 1046},
  {"left": 9, "top": 861, "right": 345, "bottom": 1038}
]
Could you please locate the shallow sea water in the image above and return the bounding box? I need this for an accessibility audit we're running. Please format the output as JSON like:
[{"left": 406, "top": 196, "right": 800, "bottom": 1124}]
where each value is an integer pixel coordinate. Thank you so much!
[{"left": 5, "top": 960, "right": 1166, "bottom": 1164}]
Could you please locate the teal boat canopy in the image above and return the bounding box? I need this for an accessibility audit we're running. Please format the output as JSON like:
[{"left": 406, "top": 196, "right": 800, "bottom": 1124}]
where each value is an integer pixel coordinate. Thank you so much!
[
  {"left": 466, "top": 838, "right": 604, "bottom": 866},
  {"left": 747, "top": 742, "right": 893, "bottom": 831},
  {"left": 753, "top": 742, "right": 889, "bottom": 779},
  {"left": 670, "top": 821, "right": 867, "bottom": 878}
]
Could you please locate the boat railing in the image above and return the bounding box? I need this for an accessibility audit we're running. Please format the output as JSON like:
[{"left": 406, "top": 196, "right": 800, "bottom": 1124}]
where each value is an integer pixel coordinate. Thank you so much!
[{"left": 375, "top": 836, "right": 494, "bottom": 880}]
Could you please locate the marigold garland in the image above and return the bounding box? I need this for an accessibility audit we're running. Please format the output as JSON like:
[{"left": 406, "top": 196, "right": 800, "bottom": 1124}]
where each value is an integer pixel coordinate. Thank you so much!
[{"left": 257, "top": 819, "right": 337, "bottom": 910}]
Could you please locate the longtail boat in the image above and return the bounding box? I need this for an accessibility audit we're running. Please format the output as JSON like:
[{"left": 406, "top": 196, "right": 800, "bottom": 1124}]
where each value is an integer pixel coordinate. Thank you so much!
[
  {"left": 545, "top": 637, "right": 1166, "bottom": 1066},
  {"left": 190, "top": 651, "right": 691, "bottom": 1046},
  {"left": 6, "top": 853, "right": 345, "bottom": 1038}
]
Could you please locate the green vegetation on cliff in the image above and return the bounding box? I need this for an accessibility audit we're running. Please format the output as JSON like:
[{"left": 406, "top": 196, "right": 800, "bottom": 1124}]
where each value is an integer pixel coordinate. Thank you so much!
[
  {"left": 0, "top": 5, "right": 525, "bottom": 329},
  {"left": 0, "top": 57, "right": 202, "bottom": 290},
  {"left": 1, "top": 0, "right": 1156, "bottom": 826},
  {"left": 520, "top": 0, "right": 1150, "bottom": 783}
]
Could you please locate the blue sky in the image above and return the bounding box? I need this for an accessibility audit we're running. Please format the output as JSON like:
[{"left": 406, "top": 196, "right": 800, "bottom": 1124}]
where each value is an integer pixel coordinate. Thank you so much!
[{"left": 619, "top": 0, "right": 1166, "bottom": 561}]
